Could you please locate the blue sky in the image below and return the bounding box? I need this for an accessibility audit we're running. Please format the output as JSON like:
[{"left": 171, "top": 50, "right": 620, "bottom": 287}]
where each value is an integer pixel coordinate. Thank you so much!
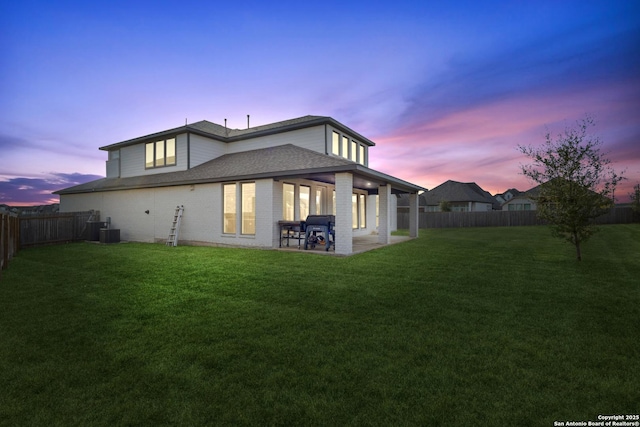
[{"left": 1, "top": 0, "right": 639, "bottom": 205}]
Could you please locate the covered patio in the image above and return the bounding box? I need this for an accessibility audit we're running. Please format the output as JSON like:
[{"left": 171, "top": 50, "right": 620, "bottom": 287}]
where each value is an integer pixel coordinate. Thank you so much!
[{"left": 276, "top": 233, "right": 413, "bottom": 256}]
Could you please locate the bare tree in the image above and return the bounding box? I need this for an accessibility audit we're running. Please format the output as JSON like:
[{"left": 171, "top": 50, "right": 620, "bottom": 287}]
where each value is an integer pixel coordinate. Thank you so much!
[{"left": 519, "top": 117, "right": 624, "bottom": 261}]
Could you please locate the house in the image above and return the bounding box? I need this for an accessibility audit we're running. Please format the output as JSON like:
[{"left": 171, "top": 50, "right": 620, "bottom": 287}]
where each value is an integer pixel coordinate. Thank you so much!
[
  {"left": 396, "top": 193, "right": 427, "bottom": 211},
  {"left": 55, "top": 115, "right": 425, "bottom": 255},
  {"left": 501, "top": 189, "right": 537, "bottom": 211},
  {"left": 494, "top": 188, "right": 521, "bottom": 205},
  {"left": 501, "top": 180, "right": 607, "bottom": 211},
  {"left": 422, "top": 180, "right": 498, "bottom": 212}
]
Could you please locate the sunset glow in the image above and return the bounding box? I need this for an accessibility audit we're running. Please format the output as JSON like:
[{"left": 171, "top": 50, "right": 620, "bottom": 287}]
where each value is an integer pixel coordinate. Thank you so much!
[{"left": 1, "top": 1, "right": 638, "bottom": 205}]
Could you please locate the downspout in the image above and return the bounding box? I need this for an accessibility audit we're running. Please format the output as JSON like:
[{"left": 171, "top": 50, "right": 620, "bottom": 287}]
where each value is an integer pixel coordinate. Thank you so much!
[
  {"left": 187, "top": 132, "right": 191, "bottom": 169},
  {"left": 324, "top": 124, "right": 328, "bottom": 154}
]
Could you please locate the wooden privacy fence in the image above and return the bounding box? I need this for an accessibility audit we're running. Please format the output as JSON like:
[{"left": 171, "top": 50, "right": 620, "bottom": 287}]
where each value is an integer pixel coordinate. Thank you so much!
[
  {"left": 19, "top": 211, "right": 98, "bottom": 248},
  {"left": 397, "top": 207, "right": 636, "bottom": 229},
  {"left": 1, "top": 212, "right": 19, "bottom": 277}
]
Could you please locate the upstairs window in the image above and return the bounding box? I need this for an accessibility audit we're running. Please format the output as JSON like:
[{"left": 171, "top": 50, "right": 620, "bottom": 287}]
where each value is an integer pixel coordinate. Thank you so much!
[
  {"left": 341, "top": 136, "right": 349, "bottom": 159},
  {"left": 329, "top": 129, "right": 367, "bottom": 165},
  {"left": 145, "top": 138, "right": 176, "bottom": 168},
  {"left": 332, "top": 132, "right": 340, "bottom": 156}
]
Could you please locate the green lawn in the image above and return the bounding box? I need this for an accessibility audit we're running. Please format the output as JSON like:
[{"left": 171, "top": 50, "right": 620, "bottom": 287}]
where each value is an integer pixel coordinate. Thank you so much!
[{"left": 1, "top": 225, "right": 639, "bottom": 426}]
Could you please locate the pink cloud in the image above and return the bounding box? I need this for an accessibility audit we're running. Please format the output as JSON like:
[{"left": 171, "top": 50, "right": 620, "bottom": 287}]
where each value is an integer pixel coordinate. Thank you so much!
[{"left": 367, "top": 78, "right": 640, "bottom": 201}]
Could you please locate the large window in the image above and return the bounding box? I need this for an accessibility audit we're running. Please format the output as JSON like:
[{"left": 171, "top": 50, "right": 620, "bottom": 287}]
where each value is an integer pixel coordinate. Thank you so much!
[
  {"left": 330, "top": 130, "right": 367, "bottom": 165},
  {"left": 315, "top": 187, "right": 325, "bottom": 214},
  {"left": 145, "top": 138, "right": 175, "bottom": 168},
  {"left": 223, "top": 184, "right": 236, "bottom": 234},
  {"left": 332, "top": 132, "right": 340, "bottom": 156},
  {"left": 300, "top": 186, "right": 310, "bottom": 220},
  {"left": 352, "top": 193, "right": 366, "bottom": 229},
  {"left": 283, "top": 183, "right": 295, "bottom": 221},
  {"left": 342, "top": 136, "right": 349, "bottom": 159},
  {"left": 359, "top": 194, "right": 366, "bottom": 228},
  {"left": 241, "top": 183, "right": 255, "bottom": 235},
  {"left": 352, "top": 194, "right": 358, "bottom": 229},
  {"left": 224, "top": 182, "right": 256, "bottom": 235}
]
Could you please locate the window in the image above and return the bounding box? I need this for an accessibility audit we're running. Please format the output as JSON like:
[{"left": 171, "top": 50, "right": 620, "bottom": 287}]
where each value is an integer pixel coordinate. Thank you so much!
[
  {"left": 352, "top": 194, "right": 358, "bottom": 229},
  {"left": 315, "top": 187, "right": 325, "bottom": 214},
  {"left": 331, "top": 130, "right": 367, "bottom": 163},
  {"left": 223, "top": 184, "right": 236, "bottom": 234},
  {"left": 508, "top": 203, "right": 531, "bottom": 211},
  {"left": 283, "top": 183, "right": 295, "bottom": 221},
  {"left": 241, "top": 183, "right": 255, "bottom": 235},
  {"left": 332, "top": 132, "right": 340, "bottom": 156},
  {"left": 224, "top": 182, "right": 256, "bottom": 235},
  {"left": 300, "top": 186, "right": 310, "bottom": 220},
  {"left": 352, "top": 193, "right": 366, "bottom": 229},
  {"left": 342, "top": 136, "right": 349, "bottom": 159},
  {"left": 145, "top": 138, "right": 176, "bottom": 168}
]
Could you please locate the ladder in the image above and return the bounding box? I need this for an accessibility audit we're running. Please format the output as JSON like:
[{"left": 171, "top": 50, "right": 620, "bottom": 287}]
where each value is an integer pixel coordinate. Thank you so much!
[{"left": 166, "top": 205, "right": 184, "bottom": 247}]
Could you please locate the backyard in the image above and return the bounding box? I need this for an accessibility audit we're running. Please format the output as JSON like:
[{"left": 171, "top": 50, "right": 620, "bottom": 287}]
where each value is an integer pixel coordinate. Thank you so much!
[{"left": 1, "top": 225, "right": 638, "bottom": 426}]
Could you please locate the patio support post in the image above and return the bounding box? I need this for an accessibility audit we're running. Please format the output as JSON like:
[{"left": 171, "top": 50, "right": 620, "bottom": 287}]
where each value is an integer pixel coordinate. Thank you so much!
[
  {"left": 409, "top": 192, "right": 419, "bottom": 238},
  {"left": 378, "top": 184, "right": 391, "bottom": 245},
  {"left": 335, "top": 173, "right": 353, "bottom": 255}
]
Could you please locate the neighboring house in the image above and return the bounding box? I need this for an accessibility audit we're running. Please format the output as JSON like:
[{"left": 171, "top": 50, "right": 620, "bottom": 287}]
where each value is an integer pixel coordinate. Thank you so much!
[
  {"left": 501, "top": 186, "right": 539, "bottom": 211},
  {"left": 423, "top": 180, "right": 498, "bottom": 212},
  {"left": 55, "top": 115, "right": 425, "bottom": 255},
  {"left": 495, "top": 188, "right": 521, "bottom": 205},
  {"left": 397, "top": 193, "right": 428, "bottom": 212}
]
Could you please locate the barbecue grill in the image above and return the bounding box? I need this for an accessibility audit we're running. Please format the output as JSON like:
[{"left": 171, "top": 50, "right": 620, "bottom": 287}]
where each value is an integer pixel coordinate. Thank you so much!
[{"left": 304, "top": 215, "right": 335, "bottom": 251}]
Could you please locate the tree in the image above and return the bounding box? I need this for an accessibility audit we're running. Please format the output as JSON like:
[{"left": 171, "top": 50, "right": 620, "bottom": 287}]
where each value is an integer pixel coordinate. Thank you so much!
[
  {"left": 630, "top": 183, "right": 640, "bottom": 218},
  {"left": 439, "top": 200, "right": 452, "bottom": 212},
  {"left": 519, "top": 117, "right": 624, "bottom": 261}
]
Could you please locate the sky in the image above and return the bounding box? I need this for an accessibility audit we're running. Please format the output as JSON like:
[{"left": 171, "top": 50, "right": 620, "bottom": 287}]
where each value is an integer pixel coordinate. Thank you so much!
[{"left": 1, "top": 0, "right": 639, "bottom": 205}]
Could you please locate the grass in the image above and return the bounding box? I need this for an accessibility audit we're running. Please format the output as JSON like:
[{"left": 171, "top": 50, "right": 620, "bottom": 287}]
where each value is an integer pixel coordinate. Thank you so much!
[{"left": 1, "top": 225, "right": 639, "bottom": 426}]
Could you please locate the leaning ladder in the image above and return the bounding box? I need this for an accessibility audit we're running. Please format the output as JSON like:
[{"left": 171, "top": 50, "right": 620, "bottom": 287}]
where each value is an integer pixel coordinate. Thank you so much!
[{"left": 166, "top": 205, "right": 184, "bottom": 247}]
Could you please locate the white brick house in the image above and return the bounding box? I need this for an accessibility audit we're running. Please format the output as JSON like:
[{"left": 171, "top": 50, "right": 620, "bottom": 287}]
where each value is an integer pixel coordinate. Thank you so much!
[{"left": 55, "top": 115, "right": 424, "bottom": 255}]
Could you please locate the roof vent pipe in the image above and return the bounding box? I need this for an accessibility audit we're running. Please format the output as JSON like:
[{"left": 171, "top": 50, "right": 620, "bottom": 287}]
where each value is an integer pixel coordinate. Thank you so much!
[
  {"left": 247, "top": 114, "right": 250, "bottom": 129},
  {"left": 224, "top": 118, "right": 228, "bottom": 136}
]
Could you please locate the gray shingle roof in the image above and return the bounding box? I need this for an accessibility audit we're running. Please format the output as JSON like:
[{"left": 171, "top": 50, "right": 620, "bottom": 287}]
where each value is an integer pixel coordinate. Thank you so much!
[
  {"left": 99, "top": 115, "right": 375, "bottom": 151},
  {"left": 424, "top": 180, "right": 496, "bottom": 205},
  {"left": 55, "top": 144, "right": 424, "bottom": 195}
]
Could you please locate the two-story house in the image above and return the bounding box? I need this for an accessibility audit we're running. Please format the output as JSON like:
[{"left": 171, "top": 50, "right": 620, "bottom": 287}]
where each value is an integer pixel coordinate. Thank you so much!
[{"left": 55, "top": 115, "right": 425, "bottom": 255}]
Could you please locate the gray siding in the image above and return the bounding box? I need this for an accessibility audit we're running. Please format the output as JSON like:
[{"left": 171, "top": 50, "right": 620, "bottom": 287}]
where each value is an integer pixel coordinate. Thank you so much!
[
  {"left": 189, "top": 134, "right": 226, "bottom": 167},
  {"left": 226, "top": 126, "right": 326, "bottom": 155}
]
